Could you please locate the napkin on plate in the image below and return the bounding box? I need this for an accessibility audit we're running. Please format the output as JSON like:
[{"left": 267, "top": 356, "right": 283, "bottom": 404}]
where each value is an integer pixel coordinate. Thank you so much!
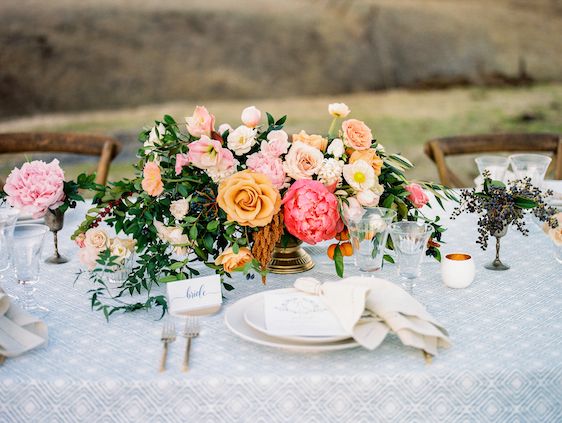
[
  {"left": 0, "top": 292, "right": 48, "bottom": 358},
  {"left": 294, "top": 276, "right": 450, "bottom": 356}
]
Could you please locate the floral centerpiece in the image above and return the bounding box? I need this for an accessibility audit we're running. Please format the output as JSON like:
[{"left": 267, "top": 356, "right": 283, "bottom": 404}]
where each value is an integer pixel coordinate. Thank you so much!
[{"left": 74, "top": 104, "right": 453, "bottom": 317}]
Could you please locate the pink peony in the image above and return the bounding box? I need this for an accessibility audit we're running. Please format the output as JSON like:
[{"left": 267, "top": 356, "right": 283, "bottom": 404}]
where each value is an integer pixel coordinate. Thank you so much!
[
  {"left": 282, "top": 179, "right": 344, "bottom": 244},
  {"left": 247, "top": 152, "right": 286, "bottom": 189},
  {"left": 4, "top": 159, "right": 66, "bottom": 218},
  {"left": 261, "top": 130, "right": 289, "bottom": 158},
  {"left": 405, "top": 183, "right": 429, "bottom": 208},
  {"left": 175, "top": 153, "right": 190, "bottom": 175},
  {"left": 185, "top": 106, "right": 215, "bottom": 137},
  {"left": 187, "top": 136, "right": 225, "bottom": 169}
]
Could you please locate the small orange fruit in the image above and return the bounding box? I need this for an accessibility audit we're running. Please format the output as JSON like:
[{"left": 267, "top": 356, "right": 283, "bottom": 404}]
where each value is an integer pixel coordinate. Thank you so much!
[
  {"left": 340, "top": 241, "right": 353, "bottom": 256},
  {"left": 335, "top": 228, "right": 350, "bottom": 241},
  {"left": 327, "top": 243, "right": 338, "bottom": 260}
]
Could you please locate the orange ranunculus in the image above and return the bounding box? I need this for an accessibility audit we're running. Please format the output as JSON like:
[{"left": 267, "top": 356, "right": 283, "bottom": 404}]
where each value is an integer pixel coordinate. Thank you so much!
[
  {"left": 349, "top": 149, "right": 384, "bottom": 176},
  {"left": 141, "top": 161, "right": 164, "bottom": 196},
  {"left": 217, "top": 170, "right": 281, "bottom": 227},
  {"left": 292, "top": 130, "right": 328, "bottom": 152},
  {"left": 215, "top": 247, "right": 253, "bottom": 272}
]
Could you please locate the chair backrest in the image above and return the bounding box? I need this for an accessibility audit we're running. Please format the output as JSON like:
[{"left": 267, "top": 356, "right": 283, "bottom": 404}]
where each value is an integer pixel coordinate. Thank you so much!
[
  {"left": 424, "top": 133, "right": 562, "bottom": 187},
  {"left": 0, "top": 132, "right": 122, "bottom": 185}
]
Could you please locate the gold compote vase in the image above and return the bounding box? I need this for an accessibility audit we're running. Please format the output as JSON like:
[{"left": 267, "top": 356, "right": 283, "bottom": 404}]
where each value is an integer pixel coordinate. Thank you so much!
[{"left": 268, "top": 235, "right": 315, "bottom": 274}]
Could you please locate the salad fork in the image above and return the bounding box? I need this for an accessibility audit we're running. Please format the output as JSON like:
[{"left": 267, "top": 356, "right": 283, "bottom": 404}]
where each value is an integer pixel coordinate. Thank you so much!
[
  {"left": 159, "top": 321, "right": 176, "bottom": 372},
  {"left": 181, "top": 316, "right": 200, "bottom": 373}
]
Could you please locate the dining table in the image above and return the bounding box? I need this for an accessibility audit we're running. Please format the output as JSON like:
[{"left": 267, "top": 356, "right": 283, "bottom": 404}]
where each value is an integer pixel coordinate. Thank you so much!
[{"left": 1, "top": 183, "right": 561, "bottom": 423}]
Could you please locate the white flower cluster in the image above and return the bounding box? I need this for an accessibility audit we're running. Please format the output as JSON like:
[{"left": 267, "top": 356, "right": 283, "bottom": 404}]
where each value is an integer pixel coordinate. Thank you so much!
[{"left": 317, "top": 158, "right": 344, "bottom": 186}]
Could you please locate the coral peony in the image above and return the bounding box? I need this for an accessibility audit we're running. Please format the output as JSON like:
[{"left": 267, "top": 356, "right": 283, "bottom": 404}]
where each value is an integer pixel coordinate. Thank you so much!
[
  {"left": 185, "top": 105, "right": 215, "bottom": 137},
  {"left": 217, "top": 170, "right": 281, "bottom": 227},
  {"left": 141, "top": 161, "right": 164, "bottom": 196},
  {"left": 4, "top": 159, "right": 66, "bottom": 218},
  {"left": 282, "top": 179, "right": 344, "bottom": 244},
  {"left": 342, "top": 119, "right": 373, "bottom": 150},
  {"left": 405, "top": 183, "right": 429, "bottom": 208}
]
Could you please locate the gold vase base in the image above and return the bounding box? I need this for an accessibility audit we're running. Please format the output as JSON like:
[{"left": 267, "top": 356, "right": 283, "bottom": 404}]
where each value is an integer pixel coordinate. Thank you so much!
[{"left": 268, "top": 245, "right": 315, "bottom": 274}]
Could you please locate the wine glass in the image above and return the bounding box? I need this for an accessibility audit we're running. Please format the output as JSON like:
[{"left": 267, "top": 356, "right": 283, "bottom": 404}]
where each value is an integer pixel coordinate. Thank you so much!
[
  {"left": 509, "top": 154, "right": 551, "bottom": 188},
  {"left": 12, "top": 224, "right": 49, "bottom": 317},
  {"left": 0, "top": 208, "right": 20, "bottom": 297},
  {"left": 388, "top": 221, "right": 433, "bottom": 294},
  {"left": 475, "top": 155, "right": 509, "bottom": 182}
]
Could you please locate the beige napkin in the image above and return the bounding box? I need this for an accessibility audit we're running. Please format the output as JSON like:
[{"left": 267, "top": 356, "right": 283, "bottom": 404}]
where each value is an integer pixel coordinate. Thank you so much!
[
  {"left": 294, "top": 276, "right": 451, "bottom": 356},
  {"left": 0, "top": 292, "right": 48, "bottom": 358}
]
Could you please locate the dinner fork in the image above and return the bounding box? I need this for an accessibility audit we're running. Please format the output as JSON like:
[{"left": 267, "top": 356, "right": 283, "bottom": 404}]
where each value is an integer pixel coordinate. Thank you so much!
[
  {"left": 181, "top": 316, "right": 200, "bottom": 373},
  {"left": 159, "top": 321, "right": 176, "bottom": 372}
]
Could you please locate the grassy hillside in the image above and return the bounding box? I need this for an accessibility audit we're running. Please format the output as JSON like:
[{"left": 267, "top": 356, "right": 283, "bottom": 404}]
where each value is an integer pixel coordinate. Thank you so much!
[
  {"left": 1, "top": 84, "right": 560, "bottom": 186},
  {"left": 1, "top": 0, "right": 561, "bottom": 116}
]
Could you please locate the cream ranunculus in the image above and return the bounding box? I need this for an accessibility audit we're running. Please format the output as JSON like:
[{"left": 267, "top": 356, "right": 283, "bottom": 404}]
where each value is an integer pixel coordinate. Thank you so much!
[
  {"left": 328, "top": 103, "right": 350, "bottom": 118},
  {"left": 217, "top": 170, "right": 281, "bottom": 227},
  {"left": 170, "top": 198, "right": 190, "bottom": 221},
  {"left": 85, "top": 228, "right": 110, "bottom": 251},
  {"left": 343, "top": 160, "right": 376, "bottom": 191},
  {"left": 292, "top": 130, "right": 328, "bottom": 152},
  {"left": 215, "top": 246, "right": 253, "bottom": 272},
  {"left": 283, "top": 141, "right": 324, "bottom": 180},
  {"left": 227, "top": 125, "right": 257, "bottom": 155}
]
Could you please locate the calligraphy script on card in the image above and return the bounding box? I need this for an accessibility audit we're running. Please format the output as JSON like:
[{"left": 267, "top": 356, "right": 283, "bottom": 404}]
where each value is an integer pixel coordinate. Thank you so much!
[{"left": 166, "top": 275, "right": 222, "bottom": 316}]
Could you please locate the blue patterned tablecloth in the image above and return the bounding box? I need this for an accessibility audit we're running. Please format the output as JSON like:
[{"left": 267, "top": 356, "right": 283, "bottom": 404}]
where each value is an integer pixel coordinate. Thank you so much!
[{"left": 1, "top": 189, "right": 561, "bottom": 422}]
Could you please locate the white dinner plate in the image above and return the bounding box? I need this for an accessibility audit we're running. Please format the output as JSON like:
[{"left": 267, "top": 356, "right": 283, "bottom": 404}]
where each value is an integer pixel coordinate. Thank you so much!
[
  {"left": 225, "top": 292, "right": 359, "bottom": 352},
  {"left": 243, "top": 290, "right": 350, "bottom": 344}
]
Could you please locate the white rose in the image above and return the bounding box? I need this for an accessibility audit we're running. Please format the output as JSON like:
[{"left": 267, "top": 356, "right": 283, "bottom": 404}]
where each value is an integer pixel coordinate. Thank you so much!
[
  {"left": 170, "top": 198, "right": 190, "bottom": 221},
  {"left": 327, "top": 138, "right": 345, "bottom": 158},
  {"left": 154, "top": 220, "right": 189, "bottom": 247},
  {"left": 283, "top": 141, "right": 324, "bottom": 180},
  {"left": 227, "top": 125, "right": 257, "bottom": 155},
  {"left": 241, "top": 106, "right": 261, "bottom": 128},
  {"left": 218, "top": 123, "right": 233, "bottom": 134},
  {"left": 110, "top": 243, "right": 131, "bottom": 263},
  {"left": 85, "top": 228, "right": 110, "bottom": 251},
  {"left": 328, "top": 103, "right": 350, "bottom": 118}
]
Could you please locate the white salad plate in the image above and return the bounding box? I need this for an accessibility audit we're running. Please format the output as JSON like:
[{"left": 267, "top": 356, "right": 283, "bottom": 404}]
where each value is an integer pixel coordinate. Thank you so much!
[
  {"left": 243, "top": 290, "right": 350, "bottom": 344},
  {"left": 225, "top": 292, "right": 358, "bottom": 352}
]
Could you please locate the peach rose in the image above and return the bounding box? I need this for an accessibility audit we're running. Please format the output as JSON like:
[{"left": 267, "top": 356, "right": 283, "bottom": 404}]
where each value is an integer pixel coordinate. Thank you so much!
[
  {"left": 85, "top": 228, "right": 110, "bottom": 251},
  {"left": 217, "top": 170, "right": 281, "bottom": 227},
  {"left": 283, "top": 141, "right": 324, "bottom": 180},
  {"left": 215, "top": 247, "right": 253, "bottom": 272},
  {"left": 141, "top": 161, "right": 164, "bottom": 196},
  {"left": 292, "top": 130, "right": 328, "bottom": 152},
  {"left": 349, "top": 149, "right": 384, "bottom": 176},
  {"left": 342, "top": 119, "right": 373, "bottom": 151}
]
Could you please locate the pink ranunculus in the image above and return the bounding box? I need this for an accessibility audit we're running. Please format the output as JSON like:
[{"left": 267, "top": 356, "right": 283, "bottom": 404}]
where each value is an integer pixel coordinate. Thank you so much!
[
  {"left": 241, "top": 106, "right": 261, "bottom": 128},
  {"left": 246, "top": 152, "right": 286, "bottom": 189},
  {"left": 405, "top": 183, "right": 429, "bottom": 208},
  {"left": 4, "top": 159, "right": 66, "bottom": 219},
  {"left": 187, "top": 136, "right": 224, "bottom": 169},
  {"left": 282, "top": 179, "right": 344, "bottom": 244},
  {"left": 185, "top": 106, "right": 215, "bottom": 137},
  {"left": 175, "top": 153, "right": 190, "bottom": 175},
  {"left": 342, "top": 119, "right": 373, "bottom": 151},
  {"left": 78, "top": 246, "right": 100, "bottom": 270},
  {"left": 261, "top": 130, "right": 289, "bottom": 158}
]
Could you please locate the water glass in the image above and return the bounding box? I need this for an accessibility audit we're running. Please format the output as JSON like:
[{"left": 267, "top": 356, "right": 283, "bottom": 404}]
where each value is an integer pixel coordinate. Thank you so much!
[
  {"left": 346, "top": 207, "right": 397, "bottom": 272},
  {"left": 389, "top": 221, "right": 433, "bottom": 293},
  {"left": 509, "top": 154, "right": 551, "bottom": 188},
  {"left": 105, "top": 254, "right": 135, "bottom": 297},
  {"left": 0, "top": 208, "right": 20, "bottom": 296},
  {"left": 12, "top": 224, "right": 49, "bottom": 316},
  {"left": 475, "top": 155, "right": 509, "bottom": 182}
]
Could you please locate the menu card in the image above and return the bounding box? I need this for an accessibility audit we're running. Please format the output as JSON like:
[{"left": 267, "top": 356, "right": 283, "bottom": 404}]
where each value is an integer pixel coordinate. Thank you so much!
[{"left": 263, "top": 291, "right": 347, "bottom": 337}]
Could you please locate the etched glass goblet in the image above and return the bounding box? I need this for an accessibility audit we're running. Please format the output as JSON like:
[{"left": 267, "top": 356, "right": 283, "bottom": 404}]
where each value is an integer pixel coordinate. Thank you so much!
[{"left": 0, "top": 208, "right": 20, "bottom": 297}]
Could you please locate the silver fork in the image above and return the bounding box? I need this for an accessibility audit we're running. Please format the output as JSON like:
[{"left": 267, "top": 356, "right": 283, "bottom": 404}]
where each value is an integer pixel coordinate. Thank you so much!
[
  {"left": 159, "top": 321, "right": 176, "bottom": 372},
  {"left": 181, "top": 316, "right": 200, "bottom": 373}
]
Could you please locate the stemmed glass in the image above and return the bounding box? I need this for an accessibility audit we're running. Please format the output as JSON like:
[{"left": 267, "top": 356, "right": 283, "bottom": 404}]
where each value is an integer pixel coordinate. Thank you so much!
[
  {"left": 12, "top": 224, "right": 49, "bottom": 317},
  {"left": 0, "top": 208, "right": 20, "bottom": 297},
  {"left": 475, "top": 155, "right": 509, "bottom": 182},
  {"left": 388, "top": 221, "right": 433, "bottom": 294},
  {"left": 509, "top": 154, "right": 551, "bottom": 188}
]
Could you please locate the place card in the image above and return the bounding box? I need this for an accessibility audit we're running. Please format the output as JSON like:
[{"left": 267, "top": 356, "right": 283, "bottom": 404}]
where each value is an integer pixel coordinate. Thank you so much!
[
  {"left": 166, "top": 275, "right": 222, "bottom": 316},
  {"left": 264, "top": 291, "right": 347, "bottom": 337}
]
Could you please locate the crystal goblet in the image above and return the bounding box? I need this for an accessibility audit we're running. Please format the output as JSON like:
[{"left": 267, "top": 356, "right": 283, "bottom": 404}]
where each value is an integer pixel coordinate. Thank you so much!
[{"left": 0, "top": 208, "right": 20, "bottom": 297}]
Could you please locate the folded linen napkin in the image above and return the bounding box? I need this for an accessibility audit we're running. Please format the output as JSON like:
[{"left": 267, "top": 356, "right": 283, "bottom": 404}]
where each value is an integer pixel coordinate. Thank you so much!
[
  {"left": 0, "top": 292, "right": 48, "bottom": 358},
  {"left": 294, "top": 276, "right": 450, "bottom": 356}
]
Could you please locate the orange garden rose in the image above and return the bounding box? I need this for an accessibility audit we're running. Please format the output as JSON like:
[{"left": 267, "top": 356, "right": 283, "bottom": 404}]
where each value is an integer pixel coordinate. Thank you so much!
[
  {"left": 342, "top": 119, "right": 373, "bottom": 151},
  {"left": 217, "top": 170, "right": 281, "bottom": 227},
  {"left": 292, "top": 130, "right": 328, "bottom": 152},
  {"left": 349, "top": 149, "right": 384, "bottom": 176},
  {"left": 215, "top": 247, "right": 253, "bottom": 272}
]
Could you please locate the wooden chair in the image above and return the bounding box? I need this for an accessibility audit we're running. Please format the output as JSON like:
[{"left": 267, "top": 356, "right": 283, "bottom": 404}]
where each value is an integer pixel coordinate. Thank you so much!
[
  {"left": 0, "top": 132, "right": 122, "bottom": 185},
  {"left": 424, "top": 133, "right": 562, "bottom": 187}
]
